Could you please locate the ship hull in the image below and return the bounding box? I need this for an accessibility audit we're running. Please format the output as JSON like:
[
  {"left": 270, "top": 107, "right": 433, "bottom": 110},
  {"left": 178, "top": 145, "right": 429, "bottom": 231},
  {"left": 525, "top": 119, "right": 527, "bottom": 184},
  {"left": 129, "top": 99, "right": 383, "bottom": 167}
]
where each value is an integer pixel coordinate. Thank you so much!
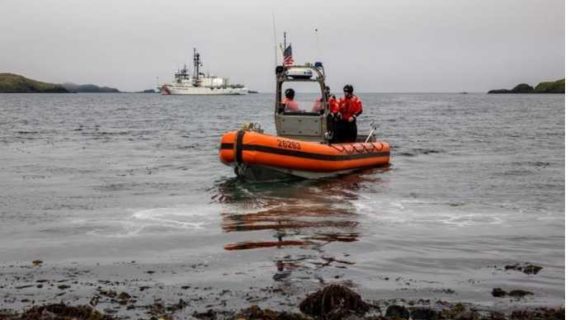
[{"left": 161, "top": 85, "right": 247, "bottom": 95}]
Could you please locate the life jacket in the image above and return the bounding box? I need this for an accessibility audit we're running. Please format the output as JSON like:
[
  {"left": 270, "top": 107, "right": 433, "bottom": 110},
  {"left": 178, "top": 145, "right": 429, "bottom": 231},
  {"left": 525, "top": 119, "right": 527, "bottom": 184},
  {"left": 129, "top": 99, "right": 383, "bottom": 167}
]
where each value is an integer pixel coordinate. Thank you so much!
[
  {"left": 338, "top": 95, "right": 362, "bottom": 121},
  {"left": 328, "top": 97, "right": 339, "bottom": 114},
  {"left": 281, "top": 98, "right": 300, "bottom": 112},
  {"left": 312, "top": 96, "right": 340, "bottom": 113}
]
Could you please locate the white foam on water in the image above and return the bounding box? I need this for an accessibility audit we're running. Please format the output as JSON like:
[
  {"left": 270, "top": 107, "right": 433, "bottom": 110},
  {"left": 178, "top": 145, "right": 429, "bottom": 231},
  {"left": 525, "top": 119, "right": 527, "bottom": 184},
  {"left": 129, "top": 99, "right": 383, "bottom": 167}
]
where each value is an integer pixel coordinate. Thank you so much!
[
  {"left": 131, "top": 205, "right": 219, "bottom": 230},
  {"left": 84, "top": 222, "right": 146, "bottom": 238},
  {"left": 354, "top": 197, "right": 508, "bottom": 227},
  {"left": 69, "top": 204, "right": 222, "bottom": 238},
  {"left": 439, "top": 213, "right": 503, "bottom": 227},
  {"left": 67, "top": 217, "right": 147, "bottom": 238}
]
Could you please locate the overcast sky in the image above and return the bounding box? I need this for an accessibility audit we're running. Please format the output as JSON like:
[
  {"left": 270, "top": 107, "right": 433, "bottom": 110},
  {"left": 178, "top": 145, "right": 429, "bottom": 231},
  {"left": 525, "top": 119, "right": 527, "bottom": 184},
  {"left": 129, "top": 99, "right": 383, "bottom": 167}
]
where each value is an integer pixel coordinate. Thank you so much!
[{"left": 0, "top": 0, "right": 564, "bottom": 92}]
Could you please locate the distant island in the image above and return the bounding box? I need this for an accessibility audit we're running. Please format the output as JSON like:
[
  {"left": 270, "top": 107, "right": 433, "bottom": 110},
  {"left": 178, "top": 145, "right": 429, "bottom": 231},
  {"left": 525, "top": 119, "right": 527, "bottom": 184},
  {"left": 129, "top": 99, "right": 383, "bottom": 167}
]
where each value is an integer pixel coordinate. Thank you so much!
[
  {"left": 488, "top": 79, "right": 564, "bottom": 94},
  {"left": 61, "top": 83, "right": 120, "bottom": 93},
  {"left": 0, "top": 73, "right": 120, "bottom": 93},
  {"left": 0, "top": 73, "right": 68, "bottom": 93}
]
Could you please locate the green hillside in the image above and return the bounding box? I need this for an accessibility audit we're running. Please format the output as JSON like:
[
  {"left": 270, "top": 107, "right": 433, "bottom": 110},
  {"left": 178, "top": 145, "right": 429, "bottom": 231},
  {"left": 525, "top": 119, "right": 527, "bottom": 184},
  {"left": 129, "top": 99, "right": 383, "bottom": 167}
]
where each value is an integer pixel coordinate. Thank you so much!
[
  {"left": 0, "top": 73, "right": 69, "bottom": 93},
  {"left": 61, "top": 83, "right": 120, "bottom": 93},
  {"left": 488, "top": 79, "right": 565, "bottom": 94},
  {"left": 534, "top": 79, "right": 565, "bottom": 93}
]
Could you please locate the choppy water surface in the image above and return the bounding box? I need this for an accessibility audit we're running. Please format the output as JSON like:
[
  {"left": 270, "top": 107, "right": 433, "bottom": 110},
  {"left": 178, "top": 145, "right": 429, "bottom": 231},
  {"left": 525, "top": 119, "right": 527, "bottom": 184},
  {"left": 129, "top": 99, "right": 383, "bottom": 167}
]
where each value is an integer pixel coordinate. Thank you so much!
[{"left": 0, "top": 93, "right": 564, "bottom": 308}]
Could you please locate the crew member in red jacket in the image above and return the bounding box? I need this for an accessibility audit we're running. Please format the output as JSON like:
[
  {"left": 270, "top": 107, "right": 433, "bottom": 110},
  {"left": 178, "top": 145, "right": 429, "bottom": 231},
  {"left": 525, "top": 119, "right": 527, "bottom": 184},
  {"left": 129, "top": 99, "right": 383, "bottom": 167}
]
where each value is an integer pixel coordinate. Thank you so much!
[
  {"left": 312, "top": 86, "right": 338, "bottom": 114},
  {"left": 335, "top": 84, "right": 362, "bottom": 142}
]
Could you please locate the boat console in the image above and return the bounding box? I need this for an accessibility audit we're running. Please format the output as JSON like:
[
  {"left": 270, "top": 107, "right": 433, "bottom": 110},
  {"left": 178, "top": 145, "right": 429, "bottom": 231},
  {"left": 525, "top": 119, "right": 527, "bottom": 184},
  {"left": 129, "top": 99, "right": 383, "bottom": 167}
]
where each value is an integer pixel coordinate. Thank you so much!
[{"left": 274, "top": 64, "right": 331, "bottom": 142}]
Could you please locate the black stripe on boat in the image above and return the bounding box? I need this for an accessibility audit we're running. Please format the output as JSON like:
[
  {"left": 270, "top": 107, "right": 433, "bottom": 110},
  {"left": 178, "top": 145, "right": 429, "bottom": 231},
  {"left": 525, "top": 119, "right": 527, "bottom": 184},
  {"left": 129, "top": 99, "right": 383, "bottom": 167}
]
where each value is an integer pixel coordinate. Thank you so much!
[
  {"left": 242, "top": 144, "right": 389, "bottom": 161},
  {"left": 220, "top": 143, "right": 233, "bottom": 150},
  {"left": 235, "top": 131, "right": 246, "bottom": 164}
]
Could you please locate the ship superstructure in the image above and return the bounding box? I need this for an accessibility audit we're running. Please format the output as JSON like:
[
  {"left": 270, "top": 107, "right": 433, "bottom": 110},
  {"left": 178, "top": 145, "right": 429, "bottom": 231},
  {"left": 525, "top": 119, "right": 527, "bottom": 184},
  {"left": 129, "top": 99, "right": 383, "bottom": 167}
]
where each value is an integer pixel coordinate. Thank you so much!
[{"left": 161, "top": 49, "right": 247, "bottom": 95}]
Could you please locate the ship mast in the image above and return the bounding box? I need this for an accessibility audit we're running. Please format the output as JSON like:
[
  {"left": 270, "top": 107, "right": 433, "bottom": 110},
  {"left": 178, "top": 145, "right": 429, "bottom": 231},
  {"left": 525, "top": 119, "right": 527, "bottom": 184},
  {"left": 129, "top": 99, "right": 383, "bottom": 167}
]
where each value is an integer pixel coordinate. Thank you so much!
[{"left": 193, "top": 48, "right": 201, "bottom": 86}]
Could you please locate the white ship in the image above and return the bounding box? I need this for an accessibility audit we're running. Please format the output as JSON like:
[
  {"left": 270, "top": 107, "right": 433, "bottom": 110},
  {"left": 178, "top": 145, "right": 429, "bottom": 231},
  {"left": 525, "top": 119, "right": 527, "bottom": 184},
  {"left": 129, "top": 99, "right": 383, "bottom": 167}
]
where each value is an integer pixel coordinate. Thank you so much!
[{"left": 161, "top": 48, "right": 248, "bottom": 95}]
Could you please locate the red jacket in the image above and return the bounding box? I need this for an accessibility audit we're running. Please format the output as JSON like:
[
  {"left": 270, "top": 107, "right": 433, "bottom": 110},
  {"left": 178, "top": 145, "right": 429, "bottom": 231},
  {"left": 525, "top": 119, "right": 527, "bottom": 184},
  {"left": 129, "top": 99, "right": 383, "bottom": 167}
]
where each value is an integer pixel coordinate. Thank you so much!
[
  {"left": 328, "top": 97, "right": 339, "bottom": 113},
  {"left": 312, "top": 97, "right": 339, "bottom": 113},
  {"left": 337, "top": 95, "right": 362, "bottom": 120}
]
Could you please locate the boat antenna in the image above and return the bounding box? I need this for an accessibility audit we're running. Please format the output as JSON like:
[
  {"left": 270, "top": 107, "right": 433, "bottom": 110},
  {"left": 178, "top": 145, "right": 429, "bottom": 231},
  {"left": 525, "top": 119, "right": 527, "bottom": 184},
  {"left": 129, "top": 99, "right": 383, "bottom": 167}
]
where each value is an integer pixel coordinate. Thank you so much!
[
  {"left": 314, "top": 27, "right": 321, "bottom": 62},
  {"left": 272, "top": 12, "right": 278, "bottom": 67}
]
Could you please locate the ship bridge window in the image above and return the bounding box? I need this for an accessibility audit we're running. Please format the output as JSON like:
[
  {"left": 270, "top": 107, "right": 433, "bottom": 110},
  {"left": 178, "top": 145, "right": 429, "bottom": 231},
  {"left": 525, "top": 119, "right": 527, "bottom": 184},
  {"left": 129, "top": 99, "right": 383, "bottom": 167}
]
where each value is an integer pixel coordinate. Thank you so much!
[{"left": 281, "top": 82, "right": 326, "bottom": 114}]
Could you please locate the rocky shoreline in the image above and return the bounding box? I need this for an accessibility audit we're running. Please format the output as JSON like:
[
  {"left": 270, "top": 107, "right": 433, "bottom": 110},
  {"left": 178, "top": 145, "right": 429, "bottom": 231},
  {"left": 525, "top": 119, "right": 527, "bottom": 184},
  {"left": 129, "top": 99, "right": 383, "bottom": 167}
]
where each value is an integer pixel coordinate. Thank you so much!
[
  {"left": 0, "top": 287, "right": 564, "bottom": 320},
  {"left": 0, "top": 261, "right": 563, "bottom": 320}
]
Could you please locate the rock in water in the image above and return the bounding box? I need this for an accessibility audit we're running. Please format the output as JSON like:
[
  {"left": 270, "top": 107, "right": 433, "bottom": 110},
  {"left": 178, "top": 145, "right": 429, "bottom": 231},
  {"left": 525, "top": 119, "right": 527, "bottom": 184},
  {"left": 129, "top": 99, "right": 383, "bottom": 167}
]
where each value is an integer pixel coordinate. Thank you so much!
[
  {"left": 411, "top": 307, "right": 438, "bottom": 320},
  {"left": 386, "top": 305, "right": 410, "bottom": 319},
  {"left": 492, "top": 288, "right": 507, "bottom": 297},
  {"left": 509, "top": 289, "right": 534, "bottom": 298}
]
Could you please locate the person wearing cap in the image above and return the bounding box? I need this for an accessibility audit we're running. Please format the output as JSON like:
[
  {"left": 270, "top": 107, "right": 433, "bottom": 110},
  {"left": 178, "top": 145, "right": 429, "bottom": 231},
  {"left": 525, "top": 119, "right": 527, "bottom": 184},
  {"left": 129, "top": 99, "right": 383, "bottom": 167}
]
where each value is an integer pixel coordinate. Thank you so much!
[
  {"left": 281, "top": 88, "right": 300, "bottom": 112},
  {"left": 336, "top": 84, "right": 362, "bottom": 142}
]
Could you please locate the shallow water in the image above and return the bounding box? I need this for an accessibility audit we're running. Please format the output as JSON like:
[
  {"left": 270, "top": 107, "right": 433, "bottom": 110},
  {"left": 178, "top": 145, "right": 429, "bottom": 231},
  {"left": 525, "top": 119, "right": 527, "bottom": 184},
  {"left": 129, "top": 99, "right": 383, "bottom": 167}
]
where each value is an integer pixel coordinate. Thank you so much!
[{"left": 0, "top": 92, "right": 564, "bottom": 308}]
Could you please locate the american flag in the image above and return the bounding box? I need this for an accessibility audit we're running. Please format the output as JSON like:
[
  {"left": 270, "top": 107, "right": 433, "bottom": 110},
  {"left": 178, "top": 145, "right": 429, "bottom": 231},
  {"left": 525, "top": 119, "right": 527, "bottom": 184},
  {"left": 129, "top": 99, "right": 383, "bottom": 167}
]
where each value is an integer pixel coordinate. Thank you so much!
[{"left": 283, "top": 45, "right": 294, "bottom": 66}]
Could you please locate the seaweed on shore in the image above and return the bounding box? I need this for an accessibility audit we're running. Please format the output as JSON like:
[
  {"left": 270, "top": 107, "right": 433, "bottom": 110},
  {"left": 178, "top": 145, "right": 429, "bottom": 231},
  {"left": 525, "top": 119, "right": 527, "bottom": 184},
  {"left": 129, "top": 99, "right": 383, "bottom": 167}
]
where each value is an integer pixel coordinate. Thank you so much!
[
  {"left": 0, "top": 303, "right": 115, "bottom": 320},
  {"left": 299, "top": 284, "right": 370, "bottom": 319},
  {"left": 234, "top": 305, "right": 310, "bottom": 320},
  {"left": 0, "top": 284, "right": 565, "bottom": 320}
]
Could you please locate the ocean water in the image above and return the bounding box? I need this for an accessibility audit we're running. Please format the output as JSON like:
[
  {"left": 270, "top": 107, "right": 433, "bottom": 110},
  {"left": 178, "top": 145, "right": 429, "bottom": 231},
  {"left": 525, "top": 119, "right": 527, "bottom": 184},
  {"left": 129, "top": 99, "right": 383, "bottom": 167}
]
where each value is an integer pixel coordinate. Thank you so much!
[{"left": 0, "top": 93, "right": 564, "bottom": 308}]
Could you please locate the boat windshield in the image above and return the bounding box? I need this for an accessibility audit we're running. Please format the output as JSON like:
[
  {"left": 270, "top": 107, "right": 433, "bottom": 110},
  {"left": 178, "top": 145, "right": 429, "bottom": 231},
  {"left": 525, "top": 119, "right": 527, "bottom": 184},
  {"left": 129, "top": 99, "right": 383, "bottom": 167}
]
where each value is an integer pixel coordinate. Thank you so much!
[{"left": 281, "top": 82, "right": 328, "bottom": 114}]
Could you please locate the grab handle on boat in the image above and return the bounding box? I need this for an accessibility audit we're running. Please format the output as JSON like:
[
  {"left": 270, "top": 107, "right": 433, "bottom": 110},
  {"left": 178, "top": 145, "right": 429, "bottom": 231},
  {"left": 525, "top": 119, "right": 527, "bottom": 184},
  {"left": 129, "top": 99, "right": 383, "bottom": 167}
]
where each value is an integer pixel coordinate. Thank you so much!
[{"left": 364, "top": 122, "right": 377, "bottom": 143}]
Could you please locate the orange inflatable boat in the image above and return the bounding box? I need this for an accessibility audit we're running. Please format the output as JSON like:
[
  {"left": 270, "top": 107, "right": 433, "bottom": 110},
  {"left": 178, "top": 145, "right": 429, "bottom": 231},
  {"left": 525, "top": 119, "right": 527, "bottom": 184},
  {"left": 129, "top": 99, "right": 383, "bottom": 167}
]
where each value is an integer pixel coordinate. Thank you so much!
[
  {"left": 220, "top": 130, "right": 390, "bottom": 179},
  {"left": 218, "top": 58, "right": 391, "bottom": 180}
]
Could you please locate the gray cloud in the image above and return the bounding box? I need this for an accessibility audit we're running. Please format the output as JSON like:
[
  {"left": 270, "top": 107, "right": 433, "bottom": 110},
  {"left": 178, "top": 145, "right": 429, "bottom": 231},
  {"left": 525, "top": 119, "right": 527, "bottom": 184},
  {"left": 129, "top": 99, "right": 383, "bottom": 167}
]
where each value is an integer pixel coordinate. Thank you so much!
[{"left": 0, "top": 0, "right": 564, "bottom": 92}]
